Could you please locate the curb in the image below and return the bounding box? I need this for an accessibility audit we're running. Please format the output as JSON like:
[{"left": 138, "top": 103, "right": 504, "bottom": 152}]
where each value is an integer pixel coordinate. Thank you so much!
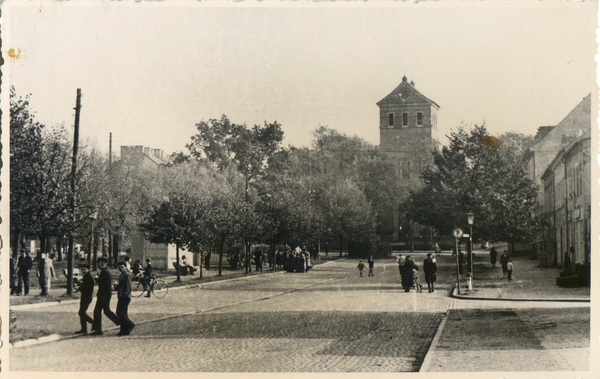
[
  {"left": 11, "top": 299, "right": 80, "bottom": 311},
  {"left": 419, "top": 311, "right": 449, "bottom": 372},
  {"left": 450, "top": 287, "right": 590, "bottom": 303}
]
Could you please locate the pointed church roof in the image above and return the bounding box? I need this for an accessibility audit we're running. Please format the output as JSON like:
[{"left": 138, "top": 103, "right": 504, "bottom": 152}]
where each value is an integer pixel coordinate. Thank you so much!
[{"left": 377, "top": 76, "right": 440, "bottom": 108}]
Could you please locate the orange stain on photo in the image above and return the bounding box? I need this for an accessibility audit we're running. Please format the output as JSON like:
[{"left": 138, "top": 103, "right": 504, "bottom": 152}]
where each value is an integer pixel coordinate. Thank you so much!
[
  {"left": 7, "top": 48, "right": 21, "bottom": 60},
  {"left": 481, "top": 135, "right": 499, "bottom": 148}
]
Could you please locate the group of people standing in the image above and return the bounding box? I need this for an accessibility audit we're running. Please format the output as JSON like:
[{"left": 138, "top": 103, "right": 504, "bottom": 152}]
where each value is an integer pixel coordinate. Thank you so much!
[
  {"left": 10, "top": 249, "right": 56, "bottom": 297},
  {"left": 396, "top": 254, "right": 437, "bottom": 293},
  {"left": 276, "top": 247, "right": 312, "bottom": 273},
  {"left": 77, "top": 257, "right": 136, "bottom": 336}
]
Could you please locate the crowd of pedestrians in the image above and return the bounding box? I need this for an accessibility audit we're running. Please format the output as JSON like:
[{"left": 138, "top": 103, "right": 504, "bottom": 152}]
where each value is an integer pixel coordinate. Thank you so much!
[{"left": 10, "top": 249, "right": 57, "bottom": 297}]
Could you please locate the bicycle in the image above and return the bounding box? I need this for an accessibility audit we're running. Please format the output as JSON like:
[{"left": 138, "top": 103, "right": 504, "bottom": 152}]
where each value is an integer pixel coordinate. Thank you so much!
[{"left": 132, "top": 274, "right": 168, "bottom": 298}]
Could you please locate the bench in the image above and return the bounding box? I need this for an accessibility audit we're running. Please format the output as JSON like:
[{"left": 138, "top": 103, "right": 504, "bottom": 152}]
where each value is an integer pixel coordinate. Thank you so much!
[{"left": 172, "top": 262, "right": 195, "bottom": 276}]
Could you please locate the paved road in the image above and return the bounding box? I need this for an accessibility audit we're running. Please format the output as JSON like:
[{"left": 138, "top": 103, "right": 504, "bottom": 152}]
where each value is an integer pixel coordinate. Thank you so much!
[{"left": 9, "top": 259, "right": 590, "bottom": 372}]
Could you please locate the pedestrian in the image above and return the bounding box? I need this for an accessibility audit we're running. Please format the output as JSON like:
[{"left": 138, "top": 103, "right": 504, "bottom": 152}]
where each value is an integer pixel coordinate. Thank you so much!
[
  {"left": 357, "top": 260, "right": 365, "bottom": 277},
  {"left": 37, "top": 252, "right": 55, "bottom": 296},
  {"left": 506, "top": 259, "right": 514, "bottom": 280},
  {"left": 500, "top": 250, "right": 509, "bottom": 278},
  {"left": 91, "top": 257, "right": 120, "bottom": 335},
  {"left": 403, "top": 256, "right": 419, "bottom": 292},
  {"left": 305, "top": 251, "right": 311, "bottom": 271},
  {"left": 142, "top": 258, "right": 153, "bottom": 297},
  {"left": 367, "top": 256, "right": 375, "bottom": 277},
  {"left": 75, "top": 264, "right": 95, "bottom": 334},
  {"left": 255, "top": 251, "right": 262, "bottom": 273},
  {"left": 397, "top": 255, "right": 406, "bottom": 289},
  {"left": 46, "top": 254, "right": 57, "bottom": 290},
  {"left": 423, "top": 253, "right": 437, "bottom": 293},
  {"left": 10, "top": 255, "right": 19, "bottom": 295},
  {"left": 458, "top": 250, "right": 464, "bottom": 275},
  {"left": 124, "top": 256, "right": 132, "bottom": 272},
  {"left": 490, "top": 247, "right": 498, "bottom": 268},
  {"left": 116, "top": 261, "right": 135, "bottom": 336},
  {"left": 298, "top": 253, "right": 305, "bottom": 273},
  {"left": 17, "top": 249, "right": 33, "bottom": 296}
]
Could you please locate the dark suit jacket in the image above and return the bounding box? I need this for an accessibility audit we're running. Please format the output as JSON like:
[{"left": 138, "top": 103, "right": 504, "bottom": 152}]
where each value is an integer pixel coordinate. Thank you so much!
[{"left": 96, "top": 268, "right": 113, "bottom": 298}]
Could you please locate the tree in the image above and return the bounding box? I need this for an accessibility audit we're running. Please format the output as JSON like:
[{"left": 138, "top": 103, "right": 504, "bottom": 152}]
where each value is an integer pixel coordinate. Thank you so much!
[
  {"left": 402, "top": 124, "right": 538, "bottom": 243},
  {"left": 187, "top": 115, "right": 284, "bottom": 272},
  {"left": 10, "top": 87, "right": 92, "bottom": 258}
]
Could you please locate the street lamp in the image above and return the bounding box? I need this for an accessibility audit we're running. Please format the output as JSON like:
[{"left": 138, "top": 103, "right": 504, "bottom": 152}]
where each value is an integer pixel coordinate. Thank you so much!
[
  {"left": 466, "top": 212, "right": 474, "bottom": 289},
  {"left": 89, "top": 209, "right": 98, "bottom": 269}
]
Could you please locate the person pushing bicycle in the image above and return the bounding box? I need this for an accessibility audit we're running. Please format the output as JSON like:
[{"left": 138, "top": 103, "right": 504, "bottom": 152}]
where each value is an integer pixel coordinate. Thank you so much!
[{"left": 141, "top": 258, "right": 153, "bottom": 297}]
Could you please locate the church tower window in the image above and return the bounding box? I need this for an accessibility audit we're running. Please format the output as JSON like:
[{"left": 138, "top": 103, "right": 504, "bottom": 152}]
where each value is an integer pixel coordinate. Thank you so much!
[
  {"left": 388, "top": 113, "right": 394, "bottom": 127},
  {"left": 402, "top": 112, "right": 408, "bottom": 126},
  {"left": 417, "top": 112, "right": 423, "bottom": 126}
]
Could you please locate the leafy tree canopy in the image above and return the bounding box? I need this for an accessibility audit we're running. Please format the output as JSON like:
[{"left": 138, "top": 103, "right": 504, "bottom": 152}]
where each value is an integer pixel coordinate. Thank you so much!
[{"left": 402, "top": 124, "right": 538, "bottom": 243}]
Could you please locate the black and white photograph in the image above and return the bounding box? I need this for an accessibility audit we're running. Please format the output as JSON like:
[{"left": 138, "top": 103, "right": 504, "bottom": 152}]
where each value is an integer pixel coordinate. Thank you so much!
[{"left": 1, "top": 0, "right": 598, "bottom": 376}]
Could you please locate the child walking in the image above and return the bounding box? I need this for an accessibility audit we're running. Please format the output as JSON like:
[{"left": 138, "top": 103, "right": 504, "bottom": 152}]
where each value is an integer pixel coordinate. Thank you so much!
[
  {"left": 506, "top": 259, "right": 514, "bottom": 280},
  {"left": 357, "top": 260, "right": 365, "bottom": 277}
]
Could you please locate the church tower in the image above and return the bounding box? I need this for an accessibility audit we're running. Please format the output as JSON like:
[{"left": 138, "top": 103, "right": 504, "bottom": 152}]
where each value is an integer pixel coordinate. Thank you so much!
[
  {"left": 378, "top": 76, "right": 440, "bottom": 241},
  {"left": 377, "top": 75, "right": 439, "bottom": 190}
]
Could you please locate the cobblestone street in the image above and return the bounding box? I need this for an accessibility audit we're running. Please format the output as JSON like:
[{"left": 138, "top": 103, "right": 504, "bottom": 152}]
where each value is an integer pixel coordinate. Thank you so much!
[{"left": 9, "top": 257, "right": 591, "bottom": 373}]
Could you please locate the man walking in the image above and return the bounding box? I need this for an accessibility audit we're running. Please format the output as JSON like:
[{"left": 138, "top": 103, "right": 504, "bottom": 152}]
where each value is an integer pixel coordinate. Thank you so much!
[
  {"left": 116, "top": 261, "right": 135, "bottom": 336},
  {"left": 367, "top": 256, "right": 375, "bottom": 277},
  {"left": 17, "top": 249, "right": 33, "bottom": 296},
  {"left": 423, "top": 253, "right": 437, "bottom": 293},
  {"left": 500, "top": 250, "right": 509, "bottom": 278},
  {"left": 91, "top": 257, "right": 120, "bottom": 335},
  {"left": 75, "top": 264, "right": 95, "bottom": 334}
]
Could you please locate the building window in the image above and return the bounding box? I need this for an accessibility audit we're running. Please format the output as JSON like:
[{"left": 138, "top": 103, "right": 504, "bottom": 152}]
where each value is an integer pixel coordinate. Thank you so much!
[
  {"left": 388, "top": 113, "right": 394, "bottom": 127},
  {"left": 402, "top": 113, "right": 408, "bottom": 126},
  {"left": 417, "top": 112, "right": 423, "bottom": 126}
]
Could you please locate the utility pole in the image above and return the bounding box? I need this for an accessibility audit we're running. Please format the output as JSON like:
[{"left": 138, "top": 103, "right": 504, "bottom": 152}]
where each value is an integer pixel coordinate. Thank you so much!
[
  {"left": 108, "top": 133, "right": 113, "bottom": 267},
  {"left": 66, "top": 89, "right": 81, "bottom": 296}
]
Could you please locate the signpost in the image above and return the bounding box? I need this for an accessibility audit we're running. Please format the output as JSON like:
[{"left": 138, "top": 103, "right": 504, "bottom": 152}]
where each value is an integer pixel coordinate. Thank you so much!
[{"left": 452, "top": 228, "right": 463, "bottom": 294}]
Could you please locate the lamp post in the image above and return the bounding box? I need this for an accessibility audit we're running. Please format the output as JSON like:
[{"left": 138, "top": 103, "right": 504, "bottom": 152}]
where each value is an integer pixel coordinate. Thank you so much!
[
  {"left": 466, "top": 212, "right": 474, "bottom": 288},
  {"left": 89, "top": 209, "right": 98, "bottom": 270}
]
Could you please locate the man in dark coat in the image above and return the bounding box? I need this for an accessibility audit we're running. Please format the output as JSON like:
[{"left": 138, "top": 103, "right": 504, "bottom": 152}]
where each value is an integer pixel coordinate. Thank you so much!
[
  {"left": 17, "top": 249, "right": 33, "bottom": 296},
  {"left": 367, "top": 256, "right": 375, "bottom": 277},
  {"left": 403, "top": 256, "right": 419, "bottom": 292},
  {"left": 500, "top": 250, "right": 509, "bottom": 278},
  {"left": 423, "top": 253, "right": 437, "bottom": 293},
  {"left": 91, "top": 258, "right": 120, "bottom": 335},
  {"left": 116, "top": 261, "right": 135, "bottom": 336},
  {"left": 489, "top": 247, "right": 498, "bottom": 267},
  {"left": 75, "top": 265, "right": 95, "bottom": 334}
]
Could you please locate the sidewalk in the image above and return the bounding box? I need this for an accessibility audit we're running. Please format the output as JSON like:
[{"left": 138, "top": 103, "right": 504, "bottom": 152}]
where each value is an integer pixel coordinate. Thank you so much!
[
  {"left": 420, "top": 249, "right": 591, "bottom": 372},
  {"left": 448, "top": 251, "right": 590, "bottom": 301}
]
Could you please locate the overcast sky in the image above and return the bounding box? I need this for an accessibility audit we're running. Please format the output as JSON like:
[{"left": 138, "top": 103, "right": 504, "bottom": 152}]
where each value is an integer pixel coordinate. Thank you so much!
[{"left": 5, "top": 1, "right": 597, "bottom": 156}]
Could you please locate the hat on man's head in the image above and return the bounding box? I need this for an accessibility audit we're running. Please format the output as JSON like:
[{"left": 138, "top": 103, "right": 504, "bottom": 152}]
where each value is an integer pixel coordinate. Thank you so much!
[
  {"left": 78, "top": 264, "right": 90, "bottom": 270},
  {"left": 182, "top": 255, "right": 187, "bottom": 259},
  {"left": 97, "top": 257, "right": 108, "bottom": 263}
]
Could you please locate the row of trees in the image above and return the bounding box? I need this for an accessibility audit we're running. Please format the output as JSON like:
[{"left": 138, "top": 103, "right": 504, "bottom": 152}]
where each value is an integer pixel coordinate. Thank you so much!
[{"left": 11, "top": 86, "right": 538, "bottom": 282}]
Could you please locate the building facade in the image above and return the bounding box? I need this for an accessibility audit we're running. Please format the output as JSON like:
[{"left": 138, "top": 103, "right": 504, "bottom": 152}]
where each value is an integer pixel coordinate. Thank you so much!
[
  {"left": 540, "top": 126, "right": 591, "bottom": 268},
  {"left": 524, "top": 94, "right": 591, "bottom": 216},
  {"left": 120, "top": 145, "right": 177, "bottom": 270}
]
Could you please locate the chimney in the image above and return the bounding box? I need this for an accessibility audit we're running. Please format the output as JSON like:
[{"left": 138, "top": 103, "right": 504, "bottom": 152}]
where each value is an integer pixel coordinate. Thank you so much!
[{"left": 144, "top": 147, "right": 151, "bottom": 156}]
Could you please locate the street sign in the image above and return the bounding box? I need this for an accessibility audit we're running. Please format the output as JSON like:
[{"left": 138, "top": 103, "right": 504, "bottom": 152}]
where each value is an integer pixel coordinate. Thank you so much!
[{"left": 452, "top": 228, "right": 464, "bottom": 239}]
